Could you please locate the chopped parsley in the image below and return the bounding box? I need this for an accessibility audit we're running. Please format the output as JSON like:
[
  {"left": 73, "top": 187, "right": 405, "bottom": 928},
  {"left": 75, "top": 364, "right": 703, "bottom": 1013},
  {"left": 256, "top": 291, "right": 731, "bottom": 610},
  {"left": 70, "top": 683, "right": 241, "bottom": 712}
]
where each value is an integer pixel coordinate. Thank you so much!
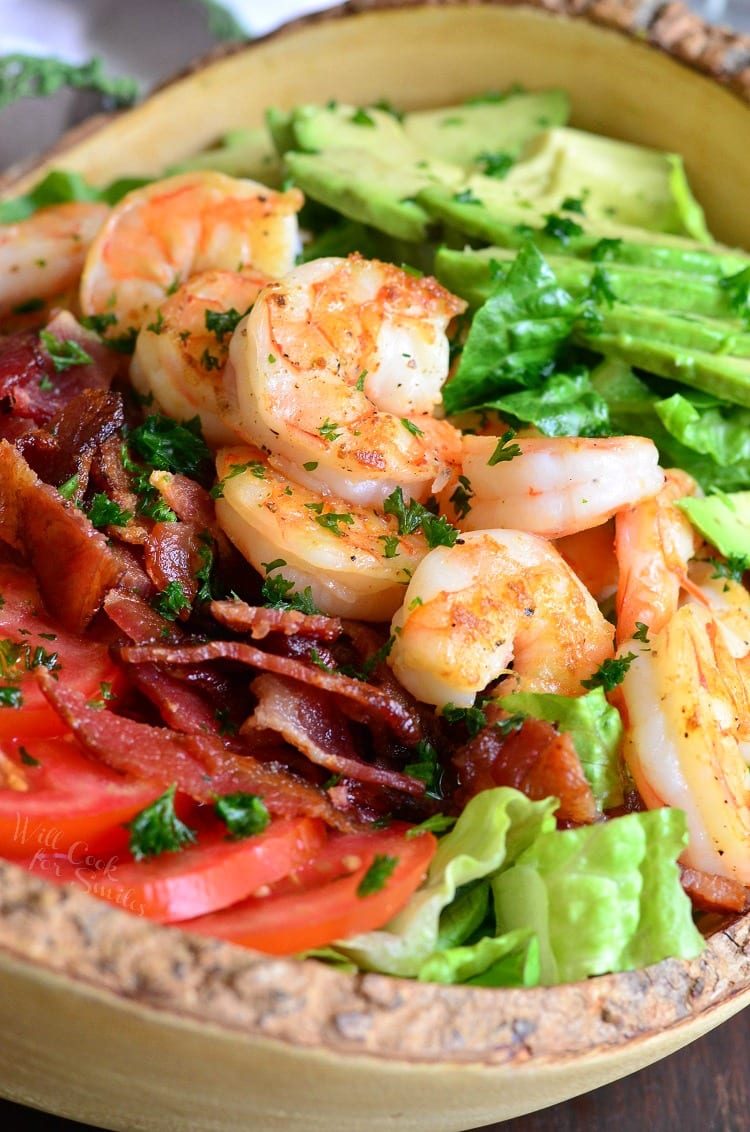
[
  {"left": 448, "top": 474, "right": 474, "bottom": 520},
  {"left": 87, "top": 681, "right": 116, "bottom": 710},
  {"left": 39, "top": 330, "right": 93, "bottom": 373},
  {"left": 356, "top": 854, "right": 398, "bottom": 897},
  {"left": 205, "top": 306, "right": 247, "bottom": 342},
  {"left": 581, "top": 652, "right": 637, "bottom": 692},
  {"left": 707, "top": 554, "right": 749, "bottom": 585},
  {"left": 590, "top": 237, "right": 623, "bottom": 263},
  {"left": 0, "top": 639, "right": 60, "bottom": 682},
  {"left": 441, "top": 701, "right": 488, "bottom": 738},
  {"left": 379, "top": 534, "right": 400, "bottom": 559},
  {"left": 318, "top": 418, "right": 342, "bottom": 443},
  {"left": 383, "top": 487, "right": 458, "bottom": 549},
  {"left": 401, "top": 418, "right": 424, "bottom": 438},
  {"left": 405, "top": 813, "right": 457, "bottom": 839},
  {"left": 58, "top": 474, "right": 80, "bottom": 501},
  {"left": 476, "top": 150, "right": 514, "bottom": 179},
  {"left": 404, "top": 738, "right": 444, "bottom": 799},
  {"left": 453, "top": 188, "right": 482, "bottom": 206},
  {"left": 151, "top": 581, "right": 191, "bottom": 621},
  {"left": 350, "top": 107, "right": 376, "bottom": 127},
  {"left": 19, "top": 746, "right": 41, "bottom": 767},
  {"left": 128, "top": 413, "right": 211, "bottom": 479},
  {"left": 0, "top": 686, "right": 23, "bottom": 709},
  {"left": 125, "top": 784, "right": 197, "bottom": 861},
  {"left": 316, "top": 511, "right": 355, "bottom": 537},
  {"left": 633, "top": 622, "right": 651, "bottom": 644},
  {"left": 487, "top": 429, "right": 522, "bottom": 465},
  {"left": 213, "top": 793, "right": 270, "bottom": 840},
  {"left": 87, "top": 493, "right": 132, "bottom": 529},
  {"left": 261, "top": 570, "right": 321, "bottom": 614},
  {"left": 210, "top": 460, "right": 266, "bottom": 499},
  {"left": 542, "top": 212, "right": 584, "bottom": 245}
]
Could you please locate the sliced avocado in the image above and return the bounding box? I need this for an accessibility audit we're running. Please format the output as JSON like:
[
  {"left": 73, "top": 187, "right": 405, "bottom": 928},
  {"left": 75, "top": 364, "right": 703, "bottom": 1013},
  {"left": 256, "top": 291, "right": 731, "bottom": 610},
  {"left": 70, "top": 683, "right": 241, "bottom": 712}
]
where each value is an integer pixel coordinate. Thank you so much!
[
  {"left": 167, "top": 127, "right": 281, "bottom": 185},
  {"left": 289, "top": 103, "right": 417, "bottom": 162},
  {"left": 402, "top": 90, "right": 569, "bottom": 170},
  {"left": 585, "top": 304, "right": 750, "bottom": 360},
  {"left": 675, "top": 492, "right": 750, "bottom": 559},
  {"left": 434, "top": 245, "right": 743, "bottom": 320},
  {"left": 421, "top": 184, "right": 749, "bottom": 277},
  {"left": 266, "top": 107, "right": 298, "bottom": 156}
]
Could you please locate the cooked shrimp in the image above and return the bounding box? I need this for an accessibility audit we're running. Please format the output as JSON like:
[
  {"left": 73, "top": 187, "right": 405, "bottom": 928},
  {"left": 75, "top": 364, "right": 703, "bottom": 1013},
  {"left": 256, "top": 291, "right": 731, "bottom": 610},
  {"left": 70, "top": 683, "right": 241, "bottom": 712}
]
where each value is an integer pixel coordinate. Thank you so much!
[
  {"left": 555, "top": 520, "right": 618, "bottom": 603},
  {"left": 615, "top": 467, "right": 704, "bottom": 645},
  {"left": 227, "top": 254, "right": 465, "bottom": 508},
  {"left": 0, "top": 202, "right": 108, "bottom": 317},
  {"left": 131, "top": 269, "right": 270, "bottom": 447},
  {"left": 443, "top": 434, "right": 664, "bottom": 538},
  {"left": 387, "top": 529, "right": 614, "bottom": 709},
  {"left": 215, "top": 444, "right": 429, "bottom": 621},
  {"left": 80, "top": 172, "right": 303, "bottom": 335},
  {"left": 620, "top": 601, "right": 750, "bottom": 885}
]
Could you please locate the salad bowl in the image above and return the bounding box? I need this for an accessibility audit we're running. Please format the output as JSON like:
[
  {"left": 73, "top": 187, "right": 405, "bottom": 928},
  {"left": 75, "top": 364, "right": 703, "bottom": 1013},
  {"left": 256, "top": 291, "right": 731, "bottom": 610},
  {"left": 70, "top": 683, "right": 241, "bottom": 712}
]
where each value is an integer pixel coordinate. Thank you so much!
[{"left": 0, "top": 2, "right": 749, "bottom": 1130}]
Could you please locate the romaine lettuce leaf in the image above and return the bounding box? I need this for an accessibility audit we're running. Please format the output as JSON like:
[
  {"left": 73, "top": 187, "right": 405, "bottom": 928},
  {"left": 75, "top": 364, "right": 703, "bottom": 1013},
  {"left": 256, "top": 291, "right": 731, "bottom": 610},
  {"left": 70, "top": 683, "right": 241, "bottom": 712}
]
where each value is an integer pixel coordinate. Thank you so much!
[
  {"left": 484, "top": 369, "right": 610, "bottom": 437},
  {"left": 336, "top": 787, "right": 558, "bottom": 977},
  {"left": 492, "top": 808, "right": 704, "bottom": 984},
  {"left": 417, "top": 929, "right": 539, "bottom": 987},
  {"left": 498, "top": 688, "right": 624, "bottom": 809},
  {"left": 654, "top": 392, "right": 750, "bottom": 466}
]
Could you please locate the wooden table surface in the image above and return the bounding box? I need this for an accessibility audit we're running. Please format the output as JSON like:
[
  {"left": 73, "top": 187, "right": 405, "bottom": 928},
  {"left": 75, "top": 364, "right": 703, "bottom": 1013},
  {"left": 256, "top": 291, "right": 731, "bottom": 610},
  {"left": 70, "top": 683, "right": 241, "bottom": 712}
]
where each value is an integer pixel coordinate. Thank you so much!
[{"left": 0, "top": 1004, "right": 746, "bottom": 1132}]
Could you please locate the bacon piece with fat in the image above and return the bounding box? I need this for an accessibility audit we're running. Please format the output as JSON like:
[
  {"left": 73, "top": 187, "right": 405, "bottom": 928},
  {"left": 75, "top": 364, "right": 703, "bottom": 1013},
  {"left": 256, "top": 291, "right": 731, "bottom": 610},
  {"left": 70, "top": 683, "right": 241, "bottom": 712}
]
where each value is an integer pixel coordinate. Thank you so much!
[
  {"left": 211, "top": 598, "right": 344, "bottom": 641},
  {"left": 118, "top": 639, "right": 422, "bottom": 745},
  {"left": 90, "top": 435, "right": 150, "bottom": 545},
  {"left": 247, "top": 672, "right": 425, "bottom": 796},
  {"left": 103, "top": 589, "right": 184, "bottom": 644},
  {"left": 18, "top": 389, "right": 125, "bottom": 489},
  {"left": 454, "top": 715, "right": 598, "bottom": 825},
  {"left": 680, "top": 866, "right": 749, "bottom": 914},
  {"left": 0, "top": 439, "right": 122, "bottom": 632},
  {"left": 144, "top": 521, "right": 206, "bottom": 610},
  {"left": 37, "top": 672, "right": 360, "bottom": 833}
]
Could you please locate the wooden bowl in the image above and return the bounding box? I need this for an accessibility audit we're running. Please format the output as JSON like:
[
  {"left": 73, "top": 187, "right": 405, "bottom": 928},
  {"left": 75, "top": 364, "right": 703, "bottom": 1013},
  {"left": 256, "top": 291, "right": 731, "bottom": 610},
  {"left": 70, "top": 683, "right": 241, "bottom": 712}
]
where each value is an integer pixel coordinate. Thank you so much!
[{"left": 1, "top": 3, "right": 749, "bottom": 1129}]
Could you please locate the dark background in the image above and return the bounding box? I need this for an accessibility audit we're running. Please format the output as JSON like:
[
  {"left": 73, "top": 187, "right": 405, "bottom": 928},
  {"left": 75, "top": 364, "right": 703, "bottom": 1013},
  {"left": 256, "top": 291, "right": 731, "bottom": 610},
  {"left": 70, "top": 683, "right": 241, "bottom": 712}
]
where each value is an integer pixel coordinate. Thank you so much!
[{"left": 0, "top": 1005, "right": 747, "bottom": 1132}]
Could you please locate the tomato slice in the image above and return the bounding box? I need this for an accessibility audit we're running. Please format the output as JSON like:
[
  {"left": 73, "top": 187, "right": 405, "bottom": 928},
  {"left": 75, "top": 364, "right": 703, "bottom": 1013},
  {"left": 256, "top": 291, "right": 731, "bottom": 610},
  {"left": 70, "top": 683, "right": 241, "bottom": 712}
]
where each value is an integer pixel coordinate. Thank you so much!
[
  {"left": 184, "top": 824, "right": 437, "bottom": 954},
  {"left": 0, "top": 735, "right": 164, "bottom": 858},
  {"left": 28, "top": 815, "right": 327, "bottom": 923},
  {"left": 0, "top": 563, "right": 122, "bottom": 740}
]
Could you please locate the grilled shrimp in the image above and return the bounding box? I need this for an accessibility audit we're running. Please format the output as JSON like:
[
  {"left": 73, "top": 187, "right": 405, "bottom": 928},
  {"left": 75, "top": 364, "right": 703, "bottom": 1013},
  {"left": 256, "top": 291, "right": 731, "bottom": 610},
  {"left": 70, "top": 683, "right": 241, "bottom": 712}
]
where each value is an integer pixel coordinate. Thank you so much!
[
  {"left": 131, "top": 269, "right": 270, "bottom": 447},
  {"left": 443, "top": 434, "right": 664, "bottom": 538},
  {"left": 214, "top": 445, "right": 429, "bottom": 621},
  {"left": 80, "top": 172, "right": 303, "bottom": 335},
  {"left": 227, "top": 254, "right": 465, "bottom": 508},
  {"left": 615, "top": 467, "right": 704, "bottom": 645},
  {"left": 620, "top": 599, "right": 750, "bottom": 885},
  {"left": 387, "top": 529, "right": 614, "bottom": 709},
  {"left": 0, "top": 202, "right": 108, "bottom": 317}
]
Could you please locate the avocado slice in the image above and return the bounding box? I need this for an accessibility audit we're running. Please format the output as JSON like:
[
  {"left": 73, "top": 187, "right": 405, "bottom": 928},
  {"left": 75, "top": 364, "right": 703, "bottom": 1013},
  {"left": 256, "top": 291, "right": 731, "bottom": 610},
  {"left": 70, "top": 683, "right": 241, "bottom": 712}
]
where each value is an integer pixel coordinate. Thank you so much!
[
  {"left": 435, "top": 245, "right": 744, "bottom": 319},
  {"left": 402, "top": 90, "right": 569, "bottom": 170},
  {"left": 675, "top": 492, "right": 750, "bottom": 559},
  {"left": 167, "top": 127, "right": 281, "bottom": 185}
]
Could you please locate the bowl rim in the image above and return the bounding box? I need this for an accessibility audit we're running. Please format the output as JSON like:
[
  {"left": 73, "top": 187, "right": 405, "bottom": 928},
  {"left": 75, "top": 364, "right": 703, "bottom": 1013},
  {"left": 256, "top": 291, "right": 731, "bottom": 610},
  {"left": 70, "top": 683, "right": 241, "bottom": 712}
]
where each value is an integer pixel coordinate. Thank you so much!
[{"left": 0, "top": 0, "right": 748, "bottom": 1075}]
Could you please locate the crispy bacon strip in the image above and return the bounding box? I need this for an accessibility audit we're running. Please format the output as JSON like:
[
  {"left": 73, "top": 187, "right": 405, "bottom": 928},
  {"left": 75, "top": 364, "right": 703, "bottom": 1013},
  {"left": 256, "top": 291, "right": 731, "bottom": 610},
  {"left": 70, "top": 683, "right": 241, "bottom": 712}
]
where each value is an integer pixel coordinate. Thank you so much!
[
  {"left": 211, "top": 598, "right": 344, "bottom": 641},
  {"left": 680, "top": 866, "right": 750, "bottom": 914},
  {"left": 18, "top": 389, "right": 124, "bottom": 489},
  {"left": 0, "top": 439, "right": 122, "bottom": 632},
  {"left": 454, "top": 716, "right": 598, "bottom": 825},
  {"left": 144, "top": 521, "right": 205, "bottom": 607},
  {"left": 37, "top": 672, "right": 360, "bottom": 833},
  {"left": 248, "top": 673, "right": 425, "bottom": 795},
  {"left": 119, "top": 640, "right": 423, "bottom": 745},
  {"left": 103, "top": 589, "right": 185, "bottom": 644}
]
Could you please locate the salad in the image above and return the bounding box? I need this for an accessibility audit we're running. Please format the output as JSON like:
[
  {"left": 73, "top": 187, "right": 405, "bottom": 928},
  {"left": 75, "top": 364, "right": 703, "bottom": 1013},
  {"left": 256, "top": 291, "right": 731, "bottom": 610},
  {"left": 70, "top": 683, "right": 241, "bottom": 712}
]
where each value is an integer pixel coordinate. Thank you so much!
[{"left": 0, "top": 83, "right": 747, "bottom": 990}]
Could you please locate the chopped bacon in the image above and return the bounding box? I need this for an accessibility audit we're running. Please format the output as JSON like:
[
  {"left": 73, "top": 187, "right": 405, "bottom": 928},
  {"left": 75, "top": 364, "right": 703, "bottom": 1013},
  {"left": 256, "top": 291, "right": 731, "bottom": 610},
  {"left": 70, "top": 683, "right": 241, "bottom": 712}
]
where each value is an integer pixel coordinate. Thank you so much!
[
  {"left": 211, "top": 598, "right": 344, "bottom": 641},
  {"left": 118, "top": 639, "right": 422, "bottom": 745},
  {"left": 103, "top": 589, "right": 184, "bottom": 644},
  {"left": 680, "top": 866, "right": 750, "bottom": 914},
  {"left": 454, "top": 715, "right": 599, "bottom": 825},
  {"left": 17, "top": 389, "right": 125, "bottom": 488},
  {"left": 0, "top": 312, "right": 121, "bottom": 426},
  {"left": 90, "top": 435, "right": 150, "bottom": 545},
  {"left": 149, "top": 470, "right": 221, "bottom": 535},
  {"left": 248, "top": 672, "right": 425, "bottom": 796},
  {"left": 0, "top": 440, "right": 122, "bottom": 632},
  {"left": 129, "top": 662, "right": 224, "bottom": 735},
  {"left": 144, "top": 521, "right": 205, "bottom": 608},
  {"left": 37, "top": 672, "right": 361, "bottom": 833}
]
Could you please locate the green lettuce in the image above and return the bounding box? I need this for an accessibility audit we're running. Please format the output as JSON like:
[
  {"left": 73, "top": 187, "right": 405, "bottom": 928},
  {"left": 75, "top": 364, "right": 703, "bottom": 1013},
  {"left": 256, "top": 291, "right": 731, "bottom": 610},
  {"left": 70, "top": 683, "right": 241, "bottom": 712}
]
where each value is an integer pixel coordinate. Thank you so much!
[
  {"left": 492, "top": 808, "right": 704, "bottom": 984},
  {"left": 483, "top": 369, "right": 610, "bottom": 437}
]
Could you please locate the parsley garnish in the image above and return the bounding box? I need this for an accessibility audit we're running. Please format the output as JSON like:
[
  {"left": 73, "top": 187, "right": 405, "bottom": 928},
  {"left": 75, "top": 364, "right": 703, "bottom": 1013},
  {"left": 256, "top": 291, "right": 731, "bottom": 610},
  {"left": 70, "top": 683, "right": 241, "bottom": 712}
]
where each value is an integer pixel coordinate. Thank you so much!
[
  {"left": 87, "top": 681, "right": 116, "bottom": 710},
  {"left": 261, "top": 571, "right": 320, "bottom": 614},
  {"left": 379, "top": 534, "right": 400, "bottom": 559},
  {"left": 448, "top": 474, "right": 473, "bottom": 520},
  {"left": 401, "top": 418, "right": 424, "bottom": 438},
  {"left": 0, "top": 639, "right": 60, "bottom": 682},
  {"left": 205, "top": 306, "right": 247, "bottom": 343},
  {"left": 146, "top": 310, "right": 165, "bottom": 335},
  {"left": 129, "top": 414, "right": 210, "bottom": 478},
  {"left": 0, "top": 686, "right": 23, "bottom": 709},
  {"left": 707, "top": 554, "right": 749, "bottom": 586},
  {"left": 487, "top": 429, "right": 522, "bottom": 466},
  {"left": 125, "top": 784, "right": 196, "bottom": 861},
  {"left": 453, "top": 188, "right": 482, "bottom": 206},
  {"left": 316, "top": 511, "right": 355, "bottom": 537},
  {"left": 404, "top": 738, "right": 444, "bottom": 799},
  {"left": 356, "top": 854, "right": 398, "bottom": 897},
  {"left": 441, "top": 701, "right": 488, "bottom": 738},
  {"left": 561, "top": 196, "right": 586, "bottom": 214},
  {"left": 87, "top": 493, "right": 132, "bottom": 529},
  {"left": 350, "top": 107, "right": 376, "bottom": 127},
  {"left": 590, "top": 237, "right": 623, "bottom": 263},
  {"left": 383, "top": 487, "right": 458, "bottom": 549},
  {"left": 210, "top": 460, "right": 265, "bottom": 499},
  {"left": 581, "top": 653, "right": 637, "bottom": 691},
  {"left": 213, "top": 793, "right": 270, "bottom": 840},
  {"left": 318, "top": 418, "right": 342, "bottom": 442},
  {"left": 200, "top": 348, "right": 221, "bottom": 371},
  {"left": 151, "top": 581, "right": 191, "bottom": 621},
  {"left": 58, "top": 473, "right": 80, "bottom": 501},
  {"left": 19, "top": 746, "right": 41, "bottom": 767},
  {"left": 39, "top": 330, "right": 93, "bottom": 373},
  {"left": 542, "top": 213, "right": 584, "bottom": 245},
  {"left": 476, "top": 150, "right": 514, "bottom": 179},
  {"left": 633, "top": 622, "right": 651, "bottom": 644},
  {"left": 405, "top": 813, "right": 457, "bottom": 839},
  {"left": 588, "top": 266, "right": 617, "bottom": 307}
]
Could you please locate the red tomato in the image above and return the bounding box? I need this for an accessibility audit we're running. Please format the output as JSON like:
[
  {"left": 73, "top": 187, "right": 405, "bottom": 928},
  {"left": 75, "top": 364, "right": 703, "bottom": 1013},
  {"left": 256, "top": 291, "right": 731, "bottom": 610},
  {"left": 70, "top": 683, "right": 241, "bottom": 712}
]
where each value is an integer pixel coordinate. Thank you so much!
[
  {"left": 0, "top": 563, "right": 122, "bottom": 740},
  {"left": 28, "top": 815, "right": 327, "bottom": 923},
  {"left": 0, "top": 735, "right": 164, "bottom": 858},
  {"left": 184, "top": 824, "right": 438, "bottom": 954}
]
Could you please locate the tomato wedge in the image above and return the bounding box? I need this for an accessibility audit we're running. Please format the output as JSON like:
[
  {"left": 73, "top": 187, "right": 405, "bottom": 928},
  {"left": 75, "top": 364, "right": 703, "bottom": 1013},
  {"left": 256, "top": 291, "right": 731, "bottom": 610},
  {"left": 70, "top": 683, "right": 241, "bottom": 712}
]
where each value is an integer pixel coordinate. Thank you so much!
[
  {"left": 0, "top": 735, "right": 164, "bottom": 858},
  {"left": 183, "top": 824, "right": 437, "bottom": 954},
  {"left": 28, "top": 815, "right": 327, "bottom": 923},
  {"left": 0, "top": 563, "right": 122, "bottom": 740}
]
